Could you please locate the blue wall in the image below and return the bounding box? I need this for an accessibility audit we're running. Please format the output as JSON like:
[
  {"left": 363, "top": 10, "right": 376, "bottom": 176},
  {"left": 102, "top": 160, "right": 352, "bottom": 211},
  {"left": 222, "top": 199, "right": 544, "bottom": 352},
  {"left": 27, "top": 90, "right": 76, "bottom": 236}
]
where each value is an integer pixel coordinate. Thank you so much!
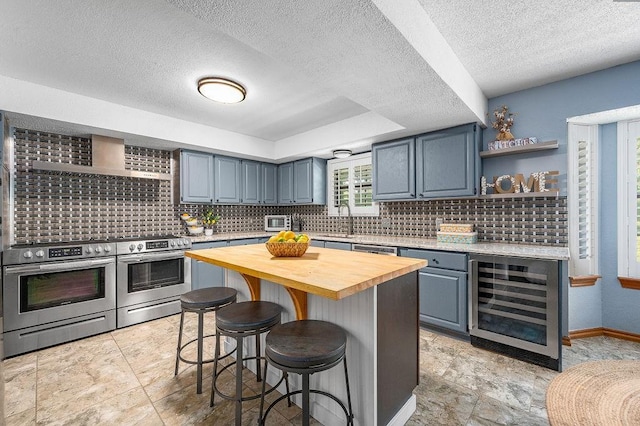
[{"left": 485, "top": 60, "right": 640, "bottom": 335}]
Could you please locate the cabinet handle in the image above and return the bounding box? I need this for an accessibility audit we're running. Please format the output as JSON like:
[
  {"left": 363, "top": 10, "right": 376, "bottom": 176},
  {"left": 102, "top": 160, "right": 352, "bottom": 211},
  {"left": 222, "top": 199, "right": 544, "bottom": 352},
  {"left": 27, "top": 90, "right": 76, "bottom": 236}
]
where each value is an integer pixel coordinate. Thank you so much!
[
  {"left": 432, "top": 258, "right": 439, "bottom": 265},
  {"left": 468, "top": 259, "right": 477, "bottom": 332}
]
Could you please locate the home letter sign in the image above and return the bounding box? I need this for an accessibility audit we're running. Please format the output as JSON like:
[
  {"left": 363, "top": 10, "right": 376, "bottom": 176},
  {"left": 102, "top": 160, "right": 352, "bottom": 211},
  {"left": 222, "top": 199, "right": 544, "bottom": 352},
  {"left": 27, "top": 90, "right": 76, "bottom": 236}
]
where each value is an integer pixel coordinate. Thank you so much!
[{"left": 481, "top": 171, "right": 559, "bottom": 195}]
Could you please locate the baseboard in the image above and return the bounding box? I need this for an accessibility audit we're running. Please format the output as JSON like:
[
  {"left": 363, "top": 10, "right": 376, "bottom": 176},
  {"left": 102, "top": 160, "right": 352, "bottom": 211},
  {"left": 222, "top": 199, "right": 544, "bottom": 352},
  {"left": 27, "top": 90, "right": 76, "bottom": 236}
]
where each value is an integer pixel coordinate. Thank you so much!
[{"left": 567, "top": 327, "right": 640, "bottom": 344}]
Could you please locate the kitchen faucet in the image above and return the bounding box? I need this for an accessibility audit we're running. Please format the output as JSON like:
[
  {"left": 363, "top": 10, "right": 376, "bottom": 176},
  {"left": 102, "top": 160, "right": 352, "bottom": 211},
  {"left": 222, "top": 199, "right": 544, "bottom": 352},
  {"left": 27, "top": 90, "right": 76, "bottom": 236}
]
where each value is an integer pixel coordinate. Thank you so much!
[{"left": 338, "top": 202, "right": 353, "bottom": 236}]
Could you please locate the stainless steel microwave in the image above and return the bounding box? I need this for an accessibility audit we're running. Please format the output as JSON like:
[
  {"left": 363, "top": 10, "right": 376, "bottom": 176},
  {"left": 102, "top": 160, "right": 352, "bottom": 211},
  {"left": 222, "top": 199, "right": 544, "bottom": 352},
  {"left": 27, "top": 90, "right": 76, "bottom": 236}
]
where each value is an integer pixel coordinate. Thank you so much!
[{"left": 264, "top": 215, "right": 291, "bottom": 232}]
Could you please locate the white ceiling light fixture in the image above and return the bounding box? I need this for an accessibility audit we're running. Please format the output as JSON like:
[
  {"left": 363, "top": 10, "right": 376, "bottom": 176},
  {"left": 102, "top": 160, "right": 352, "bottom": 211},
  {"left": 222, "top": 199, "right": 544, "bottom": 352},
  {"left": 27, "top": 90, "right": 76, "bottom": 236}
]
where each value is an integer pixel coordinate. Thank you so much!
[
  {"left": 197, "top": 77, "right": 246, "bottom": 104},
  {"left": 333, "top": 149, "right": 352, "bottom": 159}
]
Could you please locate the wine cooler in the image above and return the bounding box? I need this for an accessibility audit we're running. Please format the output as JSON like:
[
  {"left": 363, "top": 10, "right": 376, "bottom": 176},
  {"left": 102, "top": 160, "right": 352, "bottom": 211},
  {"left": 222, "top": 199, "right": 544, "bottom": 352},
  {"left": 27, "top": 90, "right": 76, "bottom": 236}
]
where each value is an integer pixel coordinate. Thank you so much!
[{"left": 469, "top": 255, "right": 560, "bottom": 370}]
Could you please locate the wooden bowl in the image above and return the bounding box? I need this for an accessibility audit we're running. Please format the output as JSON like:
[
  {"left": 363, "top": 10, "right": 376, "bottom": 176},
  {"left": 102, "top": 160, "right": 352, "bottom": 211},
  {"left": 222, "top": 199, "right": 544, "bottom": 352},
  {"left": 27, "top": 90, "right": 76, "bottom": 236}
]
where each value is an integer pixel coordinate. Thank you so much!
[{"left": 265, "top": 242, "right": 309, "bottom": 257}]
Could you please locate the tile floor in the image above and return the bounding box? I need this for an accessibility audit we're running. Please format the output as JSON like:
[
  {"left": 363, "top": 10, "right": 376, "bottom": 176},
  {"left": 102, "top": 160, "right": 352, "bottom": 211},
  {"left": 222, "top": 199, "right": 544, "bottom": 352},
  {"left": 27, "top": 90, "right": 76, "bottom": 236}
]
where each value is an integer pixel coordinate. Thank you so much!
[{"left": 4, "top": 314, "right": 640, "bottom": 425}]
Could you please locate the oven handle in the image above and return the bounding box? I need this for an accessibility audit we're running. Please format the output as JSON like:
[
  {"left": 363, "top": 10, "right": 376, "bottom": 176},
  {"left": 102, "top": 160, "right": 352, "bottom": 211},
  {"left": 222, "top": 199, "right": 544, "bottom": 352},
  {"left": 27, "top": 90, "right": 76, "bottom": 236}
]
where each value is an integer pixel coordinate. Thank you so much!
[
  {"left": 117, "top": 251, "right": 185, "bottom": 263},
  {"left": 4, "top": 258, "right": 115, "bottom": 274}
]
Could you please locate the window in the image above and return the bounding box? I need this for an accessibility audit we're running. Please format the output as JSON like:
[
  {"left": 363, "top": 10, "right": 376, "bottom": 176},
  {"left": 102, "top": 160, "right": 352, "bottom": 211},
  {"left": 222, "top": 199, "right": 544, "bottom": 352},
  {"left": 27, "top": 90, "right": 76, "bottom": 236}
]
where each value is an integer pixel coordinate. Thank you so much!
[
  {"left": 327, "top": 152, "right": 379, "bottom": 216},
  {"left": 617, "top": 119, "right": 640, "bottom": 279},
  {"left": 567, "top": 123, "right": 599, "bottom": 283}
]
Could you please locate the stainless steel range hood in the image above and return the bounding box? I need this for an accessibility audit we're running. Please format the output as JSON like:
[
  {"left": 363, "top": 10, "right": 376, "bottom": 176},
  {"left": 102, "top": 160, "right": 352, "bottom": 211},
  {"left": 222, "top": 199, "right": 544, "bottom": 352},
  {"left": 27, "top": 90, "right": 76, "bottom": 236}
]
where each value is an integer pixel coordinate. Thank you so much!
[{"left": 32, "top": 135, "right": 171, "bottom": 180}]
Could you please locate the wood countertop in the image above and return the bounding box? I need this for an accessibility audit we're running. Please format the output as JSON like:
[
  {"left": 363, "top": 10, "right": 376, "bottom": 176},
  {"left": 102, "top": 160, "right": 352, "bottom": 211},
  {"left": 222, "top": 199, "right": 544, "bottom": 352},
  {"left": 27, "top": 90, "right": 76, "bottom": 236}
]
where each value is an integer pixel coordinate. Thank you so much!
[{"left": 185, "top": 244, "right": 427, "bottom": 300}]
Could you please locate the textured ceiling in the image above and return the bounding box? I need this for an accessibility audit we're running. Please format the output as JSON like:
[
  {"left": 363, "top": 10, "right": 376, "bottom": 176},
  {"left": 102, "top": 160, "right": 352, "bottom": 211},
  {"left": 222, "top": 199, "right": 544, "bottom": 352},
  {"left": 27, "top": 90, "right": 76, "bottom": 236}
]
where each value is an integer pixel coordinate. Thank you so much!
[{"left": 1, "top": 0, "right": 640, "bottom": 160}]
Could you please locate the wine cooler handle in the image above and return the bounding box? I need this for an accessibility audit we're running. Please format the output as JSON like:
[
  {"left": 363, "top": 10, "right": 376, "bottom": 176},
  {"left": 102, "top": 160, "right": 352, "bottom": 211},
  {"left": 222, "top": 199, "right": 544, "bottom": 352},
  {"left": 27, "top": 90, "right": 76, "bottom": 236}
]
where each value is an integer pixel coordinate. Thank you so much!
[{"left": 468, "top": 259, "right": 477, "bottom": 332}]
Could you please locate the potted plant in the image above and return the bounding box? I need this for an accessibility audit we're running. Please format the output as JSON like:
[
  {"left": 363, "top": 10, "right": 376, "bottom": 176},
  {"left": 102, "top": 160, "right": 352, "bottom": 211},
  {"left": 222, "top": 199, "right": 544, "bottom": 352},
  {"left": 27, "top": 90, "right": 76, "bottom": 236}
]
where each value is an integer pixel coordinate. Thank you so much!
[{"left": 201, "top": 208, "right": 220, "bottom": 236}]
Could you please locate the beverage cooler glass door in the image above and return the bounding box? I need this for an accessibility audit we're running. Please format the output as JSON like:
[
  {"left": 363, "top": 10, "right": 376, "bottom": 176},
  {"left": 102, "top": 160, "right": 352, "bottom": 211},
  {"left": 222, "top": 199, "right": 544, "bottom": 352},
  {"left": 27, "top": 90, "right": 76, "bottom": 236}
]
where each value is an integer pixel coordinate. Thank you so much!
[{"left": 469, "top": 255, "right": 559, "bottom": 359}]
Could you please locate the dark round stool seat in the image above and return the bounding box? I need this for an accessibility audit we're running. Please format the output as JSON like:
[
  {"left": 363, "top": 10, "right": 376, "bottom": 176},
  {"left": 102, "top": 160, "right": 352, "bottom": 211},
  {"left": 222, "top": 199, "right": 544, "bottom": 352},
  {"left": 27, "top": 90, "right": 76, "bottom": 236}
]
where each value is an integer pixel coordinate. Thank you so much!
[
  {"left": 216, "top": 301, "right": 282, "bottom": 333},
  {"left": 180, "top": 287, "right": 237, "bottom": 310},
  {"left": 211, "top": 300, "right": 287, "bottom": 426},
  {"left": 259, "top": 320, "right": 354, "bottom": 426},
  {"left": 266, "top": 320, "right": 347, "bottom": 370},
  {"left": 174, "top": 286, "right": 237, "bottom": 395}
]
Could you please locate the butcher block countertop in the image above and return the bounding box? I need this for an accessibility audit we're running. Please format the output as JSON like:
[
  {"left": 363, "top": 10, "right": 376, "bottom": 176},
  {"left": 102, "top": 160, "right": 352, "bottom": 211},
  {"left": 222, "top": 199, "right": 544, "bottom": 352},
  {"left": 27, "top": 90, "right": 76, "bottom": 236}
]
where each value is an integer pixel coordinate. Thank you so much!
[{"left": 185, "top": 244, "right": 427, "bottom": 300}]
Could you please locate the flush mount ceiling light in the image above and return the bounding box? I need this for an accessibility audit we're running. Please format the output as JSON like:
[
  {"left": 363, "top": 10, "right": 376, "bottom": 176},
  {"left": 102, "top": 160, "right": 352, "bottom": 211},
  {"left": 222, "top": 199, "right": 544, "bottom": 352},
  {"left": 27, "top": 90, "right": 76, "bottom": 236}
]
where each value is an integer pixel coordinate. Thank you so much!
[
  {"left": 197, "top": 77, "right": 246, "bottom": 104},
  {"left": 333, "top": 149, "right": 352, "bottom": 159}
]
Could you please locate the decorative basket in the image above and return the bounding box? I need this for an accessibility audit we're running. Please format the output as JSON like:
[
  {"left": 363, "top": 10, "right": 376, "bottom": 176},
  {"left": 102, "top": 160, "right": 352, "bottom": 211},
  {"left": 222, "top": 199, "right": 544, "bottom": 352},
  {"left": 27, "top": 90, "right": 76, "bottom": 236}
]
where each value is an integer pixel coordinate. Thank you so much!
[
  {"left": 440, "top": 223, "right": 474, "bottom": 233},
  {"left": 265, "top": 242, "right": 309, "bottom": 257}
]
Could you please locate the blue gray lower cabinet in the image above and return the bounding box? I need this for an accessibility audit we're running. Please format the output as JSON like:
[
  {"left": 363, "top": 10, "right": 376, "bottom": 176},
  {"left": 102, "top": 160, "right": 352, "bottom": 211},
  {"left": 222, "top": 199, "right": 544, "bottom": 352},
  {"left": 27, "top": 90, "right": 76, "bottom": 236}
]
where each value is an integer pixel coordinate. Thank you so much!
[
  {"left": 310, "top": 240, "right": 325, "bottom": 248},
  {"left": 228, "top": 238, "right": 263, "bottom": 246},
  {"left": 191, "top": 241, "right": 227, "bottom": 289},
  {"left": 324, "top": 241, "right": 351, "bottom": 251},
  {"left": 400, "top": 248, "right": 468, "bottom": 335}
]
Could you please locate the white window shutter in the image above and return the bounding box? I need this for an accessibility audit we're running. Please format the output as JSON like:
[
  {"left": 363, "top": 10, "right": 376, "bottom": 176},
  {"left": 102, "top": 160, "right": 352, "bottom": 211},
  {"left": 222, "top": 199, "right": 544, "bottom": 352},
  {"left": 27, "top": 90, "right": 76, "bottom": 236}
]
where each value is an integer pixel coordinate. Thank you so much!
[{"left": 568, "top": 123, "right": 598, "bottom": 277}]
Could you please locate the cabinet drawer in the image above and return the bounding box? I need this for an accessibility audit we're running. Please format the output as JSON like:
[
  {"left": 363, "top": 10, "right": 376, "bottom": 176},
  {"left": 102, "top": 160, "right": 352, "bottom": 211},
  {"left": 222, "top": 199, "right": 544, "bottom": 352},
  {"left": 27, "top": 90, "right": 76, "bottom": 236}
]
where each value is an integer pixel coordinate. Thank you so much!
[{"left": 400, "top": 249, "right": 467, "bottom": 271}]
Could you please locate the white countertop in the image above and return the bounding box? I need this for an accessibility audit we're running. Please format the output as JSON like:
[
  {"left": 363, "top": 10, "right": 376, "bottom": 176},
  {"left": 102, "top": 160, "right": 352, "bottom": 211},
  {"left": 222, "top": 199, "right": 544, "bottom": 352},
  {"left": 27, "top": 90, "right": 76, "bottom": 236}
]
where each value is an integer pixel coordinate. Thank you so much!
[{"left": 188, "top": 232, "right": 570, "bottom": 260}]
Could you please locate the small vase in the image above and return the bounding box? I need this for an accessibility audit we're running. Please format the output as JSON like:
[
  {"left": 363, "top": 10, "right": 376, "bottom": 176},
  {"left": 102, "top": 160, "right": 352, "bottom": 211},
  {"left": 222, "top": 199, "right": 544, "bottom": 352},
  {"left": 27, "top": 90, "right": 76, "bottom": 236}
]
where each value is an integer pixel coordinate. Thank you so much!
[
  {"left": 204, "top": 228, "right": 214, "bottom": 236},
  {"left": 497, "top": 131, "right": 514, "bottom": 141}
]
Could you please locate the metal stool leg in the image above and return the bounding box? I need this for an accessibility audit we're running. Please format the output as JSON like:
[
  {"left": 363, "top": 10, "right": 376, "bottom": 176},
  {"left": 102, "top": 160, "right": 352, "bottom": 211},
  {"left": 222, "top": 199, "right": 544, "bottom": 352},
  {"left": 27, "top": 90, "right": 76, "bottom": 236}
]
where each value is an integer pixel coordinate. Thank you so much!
[
  {"left": 174, "top": 310, "right": 185, "bottom": 376},
  {"left": 234, "top": 335, "right": 243, "bottom": 426},
  {"left": 196, "top": 311, "right": 204, "bottom": 394},
  {"left": 258, "top": 357, "right": 269, "bottom": 425},
  {"left": 210, "top": 331, "right": 221, "bottom": 407},
  {"left": 302, "top": 372, "right": 310, "bottom": 426},
  {"left": 255, "top": 333, "right": 262, "bottom": 382},
  {"left": 343, "top": 357, "right": 354, "bottom": 425}
]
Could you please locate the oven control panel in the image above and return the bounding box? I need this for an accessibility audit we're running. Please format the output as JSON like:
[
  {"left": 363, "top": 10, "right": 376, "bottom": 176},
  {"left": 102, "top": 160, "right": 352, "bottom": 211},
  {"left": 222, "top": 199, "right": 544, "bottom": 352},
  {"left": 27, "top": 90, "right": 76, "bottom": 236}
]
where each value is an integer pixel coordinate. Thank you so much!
[
  {"left": 117, "top": 238, "right": 191, "bottom": 254},
  {"left": 4, "top": 242, "right": 116, "bottom": 265}
]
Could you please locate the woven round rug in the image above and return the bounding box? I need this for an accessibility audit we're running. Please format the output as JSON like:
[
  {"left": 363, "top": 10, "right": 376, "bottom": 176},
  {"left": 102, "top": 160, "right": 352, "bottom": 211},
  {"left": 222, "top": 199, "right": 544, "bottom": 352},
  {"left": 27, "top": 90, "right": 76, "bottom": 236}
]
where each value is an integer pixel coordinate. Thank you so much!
[{"left": 546, "top": 360, "right": 640, "bottom": 426}]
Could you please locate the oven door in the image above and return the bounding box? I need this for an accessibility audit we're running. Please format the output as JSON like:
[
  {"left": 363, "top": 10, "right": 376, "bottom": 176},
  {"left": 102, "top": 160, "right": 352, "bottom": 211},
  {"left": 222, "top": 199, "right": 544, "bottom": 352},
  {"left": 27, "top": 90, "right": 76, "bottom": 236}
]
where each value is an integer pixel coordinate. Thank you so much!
[
  {"left": 116, "top": 251, "right": 191, "bottom": 307},
  {"left": 2, "top": 257, "right": 116, "bottom": 332}
]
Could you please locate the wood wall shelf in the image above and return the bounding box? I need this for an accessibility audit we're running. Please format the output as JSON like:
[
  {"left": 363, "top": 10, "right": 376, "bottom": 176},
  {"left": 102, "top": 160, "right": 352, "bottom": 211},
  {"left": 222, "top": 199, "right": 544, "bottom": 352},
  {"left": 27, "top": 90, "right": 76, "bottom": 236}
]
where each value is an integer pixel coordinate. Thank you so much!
[
  {"left": 478, "top": 191, "right": 560, "bottom": 199},
  {"left": 480, "top": 140, "right": 558, "bottom": 158}
]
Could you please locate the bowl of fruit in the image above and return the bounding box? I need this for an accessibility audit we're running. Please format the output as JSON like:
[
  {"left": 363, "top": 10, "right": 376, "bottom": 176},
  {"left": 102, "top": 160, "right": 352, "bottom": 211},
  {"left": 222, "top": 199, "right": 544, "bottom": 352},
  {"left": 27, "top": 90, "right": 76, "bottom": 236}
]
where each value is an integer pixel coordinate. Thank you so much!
[{"left": 265, "top": 230, "right": 310, "bottom": 257}]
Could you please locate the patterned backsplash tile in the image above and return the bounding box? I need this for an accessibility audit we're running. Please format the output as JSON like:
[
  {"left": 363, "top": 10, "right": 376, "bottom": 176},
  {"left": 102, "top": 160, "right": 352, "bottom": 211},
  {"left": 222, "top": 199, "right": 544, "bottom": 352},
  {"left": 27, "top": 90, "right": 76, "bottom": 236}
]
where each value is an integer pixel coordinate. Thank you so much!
[{"left": 11, "top": 128, "right": 567, "bottom": 246}]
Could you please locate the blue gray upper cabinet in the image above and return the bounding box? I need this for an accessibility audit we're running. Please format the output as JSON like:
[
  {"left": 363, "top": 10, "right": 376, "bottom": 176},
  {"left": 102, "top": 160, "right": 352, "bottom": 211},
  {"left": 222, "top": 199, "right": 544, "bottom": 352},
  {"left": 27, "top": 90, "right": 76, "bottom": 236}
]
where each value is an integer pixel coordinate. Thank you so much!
[
  {"left": 278, "top": 158, "right": 326, "bottom": 204},
  {"left": 261, "top": 163, "right": 278, "bottom": 205},
  {"left": 241, "top": 160, "right": 261, "bottom": 204},
  {"left": 416, "top": 123, "right": 480, "bottom": 198},
  {"left": 214, "top": 156, "right": 241, "bottom": 203},
  {"left": 179, "top": 150, "right": 214, "bottom": 203},
  {"left": 293, "top": 158, "right": 326, "bottom": 204},
  {"left": 278, "top": 162, "right": 294, "bottom": 204},
  {"left": 372, "top": 138, "right": 416, "bottom": 200}
]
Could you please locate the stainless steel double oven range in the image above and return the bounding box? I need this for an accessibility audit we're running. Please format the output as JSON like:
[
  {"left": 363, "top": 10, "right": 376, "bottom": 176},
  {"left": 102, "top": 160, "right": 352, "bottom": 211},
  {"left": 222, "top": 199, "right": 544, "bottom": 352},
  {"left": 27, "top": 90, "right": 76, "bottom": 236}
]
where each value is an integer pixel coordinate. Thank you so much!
[{"left": 2, "top": 236, "right": 191, "bottom": 357}]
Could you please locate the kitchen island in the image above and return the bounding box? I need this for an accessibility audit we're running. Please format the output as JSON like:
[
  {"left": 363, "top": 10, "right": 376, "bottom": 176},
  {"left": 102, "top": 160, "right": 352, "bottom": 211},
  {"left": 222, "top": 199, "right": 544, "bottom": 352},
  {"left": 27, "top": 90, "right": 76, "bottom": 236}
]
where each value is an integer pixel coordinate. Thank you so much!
[{"left": 186, "top": 244, "right": 427, "bottom": 426}]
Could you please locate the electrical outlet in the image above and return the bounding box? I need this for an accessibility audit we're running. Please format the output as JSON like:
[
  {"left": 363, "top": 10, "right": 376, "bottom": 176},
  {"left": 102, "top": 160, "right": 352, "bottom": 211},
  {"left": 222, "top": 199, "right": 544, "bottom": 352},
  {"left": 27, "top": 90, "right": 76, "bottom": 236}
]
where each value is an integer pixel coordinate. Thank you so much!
[
  {"left": 435, "top": 217, "right": 444, "bottom": 230},
  {"left": 381, "top": 217, "right": 391, "bottom": 228}
]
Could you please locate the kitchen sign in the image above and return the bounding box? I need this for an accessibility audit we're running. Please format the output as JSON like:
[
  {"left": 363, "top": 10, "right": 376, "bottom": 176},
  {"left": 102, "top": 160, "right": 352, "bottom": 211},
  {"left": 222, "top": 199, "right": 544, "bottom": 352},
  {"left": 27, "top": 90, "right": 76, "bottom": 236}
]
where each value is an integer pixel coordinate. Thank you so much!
[{"left": 481, "top": 171, "right": 559, "bottom": 195}]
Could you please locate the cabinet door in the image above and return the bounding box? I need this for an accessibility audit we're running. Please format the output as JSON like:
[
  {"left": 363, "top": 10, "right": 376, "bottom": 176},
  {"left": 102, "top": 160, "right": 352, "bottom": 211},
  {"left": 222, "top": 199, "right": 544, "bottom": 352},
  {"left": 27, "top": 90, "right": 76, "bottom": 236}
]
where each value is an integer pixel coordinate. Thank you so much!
[
  {"left": 293, "top": 158, "right": 313, "bottom": 203},
  {"left": 278, "top": 162, "right": 294, "bottom": 204},
  {"left": 324, "top": 241, "right": 351, "bottom": 251},
  {"left": 228, "top": 238, "right": 260, "bottom": 246},
  {"left": 372, "top": 138, "right": 416, "bottom": 200},
  {"left": 180, "top": 150, "right": 214, "bottom": 203},
  {"left": 214, "top": 156, "right": 241, "bottom": 203},
  {"left": 191, "top": 241, "right": 227, "bottom": 289},
  {"left": 261, "top": 163, "right": 278, "bottom": 205},
  {"left": 241, "top": 160, "right": 261, "bottom": 204},
  {"left": 310, "top": 240, "right": 325, "bottom": 248},
  {"left": 416, "top": 123, "right": 479, "bottom": 198},
  {"left": 419, "top": 266, "right": 468, "bottom": 334}
]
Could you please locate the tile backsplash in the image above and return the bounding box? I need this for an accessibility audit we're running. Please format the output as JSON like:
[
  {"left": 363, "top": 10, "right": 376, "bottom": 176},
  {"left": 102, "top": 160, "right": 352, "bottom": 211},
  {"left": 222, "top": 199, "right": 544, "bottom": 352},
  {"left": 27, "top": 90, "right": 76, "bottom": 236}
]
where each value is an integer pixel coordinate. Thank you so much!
[{"left": 11, "top": 129, "right": 567, "bottom": 246}]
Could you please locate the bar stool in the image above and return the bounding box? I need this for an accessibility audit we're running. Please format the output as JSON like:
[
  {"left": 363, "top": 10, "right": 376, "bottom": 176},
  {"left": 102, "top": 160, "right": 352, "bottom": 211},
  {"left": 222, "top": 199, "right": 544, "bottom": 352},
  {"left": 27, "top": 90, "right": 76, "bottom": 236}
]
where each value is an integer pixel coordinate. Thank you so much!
[
  {"left": 211, "top": 301, "right": 289, "bottom": 426},
  {"left": 174, "top": 287, "right": 237, "bottom": 394},
  {"left": 259, "top": 320, "right": 354, "bottom": 426}
]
